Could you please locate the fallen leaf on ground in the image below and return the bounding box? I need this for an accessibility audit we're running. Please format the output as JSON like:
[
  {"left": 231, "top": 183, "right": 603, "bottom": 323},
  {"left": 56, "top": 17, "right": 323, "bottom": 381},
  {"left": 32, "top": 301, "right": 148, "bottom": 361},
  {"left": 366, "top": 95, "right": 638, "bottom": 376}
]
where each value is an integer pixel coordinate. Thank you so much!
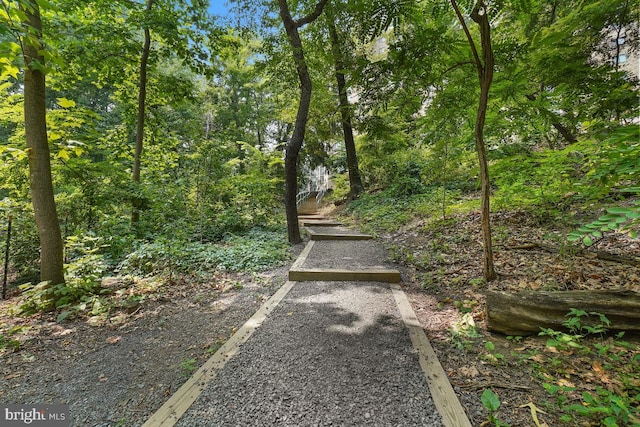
[
  {"left": 458, "top": 366, "right": 480, "bottom": 377},
  {"left": 520, "top": 402, "right": 548, "bottom": 427},
  {"left": 106, "top": 336, "right": 122, "bottom": 344},
  {"left": 4, "top": 373, "right": 22, "bottom": 380}
]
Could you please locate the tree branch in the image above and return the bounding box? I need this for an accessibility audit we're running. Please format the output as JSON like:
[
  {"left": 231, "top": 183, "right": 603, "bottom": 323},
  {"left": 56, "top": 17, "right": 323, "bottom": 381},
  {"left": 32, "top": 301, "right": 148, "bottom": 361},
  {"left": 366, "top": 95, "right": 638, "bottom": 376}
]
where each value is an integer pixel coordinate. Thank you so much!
[
  {"left": 449, "top": 0, "right": 481, "bottom": 73},
  {"left": 295, "top": 0, "right": 329, "bottom": 28},
  {"left": 441, "top": 61, "right": 476, "bottom": 76}
]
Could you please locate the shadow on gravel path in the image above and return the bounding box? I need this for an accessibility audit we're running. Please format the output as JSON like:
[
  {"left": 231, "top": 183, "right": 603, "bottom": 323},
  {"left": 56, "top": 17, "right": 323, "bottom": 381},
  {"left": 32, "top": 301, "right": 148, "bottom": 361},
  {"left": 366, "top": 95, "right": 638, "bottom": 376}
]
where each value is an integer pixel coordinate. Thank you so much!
[{"left": 176, "top": 282, "right": 444, "bottom": 426}]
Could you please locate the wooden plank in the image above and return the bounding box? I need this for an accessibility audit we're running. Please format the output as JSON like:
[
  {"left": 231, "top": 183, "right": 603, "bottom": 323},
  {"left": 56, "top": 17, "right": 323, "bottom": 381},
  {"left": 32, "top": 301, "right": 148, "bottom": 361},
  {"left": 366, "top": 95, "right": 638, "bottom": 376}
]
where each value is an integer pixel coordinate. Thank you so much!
[
  {"left": 391, "top": 284, "right": 472, "bottom": 427},
  {"left": 297, "top": 214, "right": 325, "bottom": 220},
  {"left": 289, "top": 268, "right": 400, "bottom": 283},
  {"left": 486, "top": 289, "right": 640, "bottom": 336},
  {"left": 299, "top": 219, "right": 343, "bottom": 227},
  {"left": 141, "top": 280, "right": 297, "bottom": 427},
  {"left": 290, "top": 240, "right": 315, "bottom": 271},
  {"left": 307, "top": 229, "right": 373, "bottom": 241}
]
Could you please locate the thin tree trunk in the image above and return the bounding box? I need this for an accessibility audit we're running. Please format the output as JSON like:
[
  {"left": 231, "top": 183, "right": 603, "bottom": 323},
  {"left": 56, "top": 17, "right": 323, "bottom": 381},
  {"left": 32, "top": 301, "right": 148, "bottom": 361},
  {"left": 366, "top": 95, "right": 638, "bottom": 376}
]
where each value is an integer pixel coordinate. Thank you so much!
[
  {"left": 525, "top": 94, "right": 578, "bottom": 144},
  {"left": 326, "top": 6, "right": 363, "bottom": 199},
  {"left": 278, "top": 0, "right": 328, "bottom": 244},
  {"left": 132, "top": 0, "right": 154, "bottom": 226},
  {"left": 21, "top": 2, "right": 65, "bottom": 285},
  {"left": 451, "top": 0, "right": 497, "bottom": 281}
]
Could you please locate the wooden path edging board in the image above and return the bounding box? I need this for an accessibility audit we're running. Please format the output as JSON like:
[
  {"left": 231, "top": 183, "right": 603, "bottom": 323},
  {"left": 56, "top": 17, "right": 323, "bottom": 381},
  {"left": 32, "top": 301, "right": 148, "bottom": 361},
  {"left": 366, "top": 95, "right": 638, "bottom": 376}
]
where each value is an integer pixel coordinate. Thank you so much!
[
  {"left": 141, "top": 280, "right": 297, "bottom": 427},
  {"left": 391, "top": 284, "right": 472, "bottom": 427}
]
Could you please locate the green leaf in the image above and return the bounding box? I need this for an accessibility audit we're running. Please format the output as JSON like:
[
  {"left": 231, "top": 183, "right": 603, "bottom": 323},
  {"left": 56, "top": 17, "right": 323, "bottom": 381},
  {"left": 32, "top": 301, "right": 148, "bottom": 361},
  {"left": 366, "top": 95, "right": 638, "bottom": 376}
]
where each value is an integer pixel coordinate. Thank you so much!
[
  {"left": 57, "top": 97, "right": 76, "bottom": 108},
  {"left": 56, "top": 311, "right": 71, "bottom": 322},
  {"left": 481, "top": 388, "right": 501, "bottom": 412},
  {"left": 49, "top": 132, "right": 63, "bottom": 141},
  {"left": 566, "top": 404, "right": 591, "bottom": 416},
  {"left": 583, "top": 236, "right": 593, "bottom": 246},
  {"left": 56, "top": 149, "right": 70, "bottom": 160},
  {"left": 607, "top": 207, "right": 632, "bottom": 215}
]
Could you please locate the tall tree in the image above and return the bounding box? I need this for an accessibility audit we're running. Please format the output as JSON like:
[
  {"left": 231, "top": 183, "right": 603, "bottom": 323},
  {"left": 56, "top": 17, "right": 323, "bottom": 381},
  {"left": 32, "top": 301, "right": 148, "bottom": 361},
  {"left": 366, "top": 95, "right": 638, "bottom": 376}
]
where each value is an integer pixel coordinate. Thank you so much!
[
  {"left": 326, "top": 3, "right": 363, "bottom": 198},
  {"left": 131, "top": 0, "right": 154, "bottom": 226},
  {"left": 278, "top": 0, "right": 328, "bottom": 244},
  {"left": 450, "top": 0, "right": 497, "bottom": 281},
  {"left": 20, "top": 0, "right": 65, "bottom": 284}
]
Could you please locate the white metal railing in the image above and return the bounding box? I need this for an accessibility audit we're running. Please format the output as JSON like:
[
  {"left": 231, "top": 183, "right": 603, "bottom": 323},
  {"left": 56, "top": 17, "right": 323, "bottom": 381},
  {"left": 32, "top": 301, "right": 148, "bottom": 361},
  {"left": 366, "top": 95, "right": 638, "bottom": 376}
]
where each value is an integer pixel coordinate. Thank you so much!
[{"left": 296, "top": 165, "right": 331, "bottom": 207}]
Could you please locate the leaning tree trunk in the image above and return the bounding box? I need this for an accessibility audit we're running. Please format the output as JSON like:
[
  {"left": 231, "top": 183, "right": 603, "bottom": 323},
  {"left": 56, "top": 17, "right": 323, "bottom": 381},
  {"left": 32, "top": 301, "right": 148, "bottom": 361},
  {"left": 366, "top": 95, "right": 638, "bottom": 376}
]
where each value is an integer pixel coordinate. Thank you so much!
[
  {"left": 132, "top": 0, "right": 154, "bottom": 227},
  {"left": 486, "top": 290, "right": 640, "bottom": 336},
  {"left": 278, "top": 0, "right": 328, "bottom": 244},
  {"left": 326, "top": 6, "right": 363, "bottom": 199},
  {"left": 525, "top": 94, "right": 577, "bottom": 144},
  {"left": 22, "top": 2, "right": 65, "bottom": 285},
  {"left": 451, "top": 0, "right": 497, "bottom": 281}
]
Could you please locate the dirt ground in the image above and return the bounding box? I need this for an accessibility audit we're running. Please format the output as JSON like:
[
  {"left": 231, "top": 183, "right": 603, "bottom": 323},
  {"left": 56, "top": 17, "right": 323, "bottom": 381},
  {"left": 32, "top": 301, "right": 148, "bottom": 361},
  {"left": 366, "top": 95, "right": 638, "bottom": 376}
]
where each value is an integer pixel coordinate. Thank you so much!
[
  {"left": 1, "top": 209, "right": 638, "bottom": 426},
  {"left": 0, "top": 253, "right": 303, "bottom": 426},
  {"left": 378, "top": 209, "right": 640, "bottom": 427}
]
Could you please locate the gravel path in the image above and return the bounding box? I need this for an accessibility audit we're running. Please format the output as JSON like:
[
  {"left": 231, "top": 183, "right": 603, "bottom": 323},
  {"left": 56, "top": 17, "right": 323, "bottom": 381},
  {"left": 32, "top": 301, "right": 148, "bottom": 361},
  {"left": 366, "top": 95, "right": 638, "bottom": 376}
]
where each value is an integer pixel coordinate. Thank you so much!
[
  {"left": 176, "top": 280, "right": 444, "bottom": 426},
  {"left": 300, "top": 240, "right": 395, "bottom": 270}
]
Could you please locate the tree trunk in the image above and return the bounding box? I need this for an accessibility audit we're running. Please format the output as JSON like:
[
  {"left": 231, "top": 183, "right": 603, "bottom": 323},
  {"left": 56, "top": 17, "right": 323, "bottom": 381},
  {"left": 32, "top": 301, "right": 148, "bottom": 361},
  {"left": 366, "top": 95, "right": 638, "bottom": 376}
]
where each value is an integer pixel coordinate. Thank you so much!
[
  {"left": 525, "top": 94, "right": 578, "bottom": 144},
  {"left": 451, "top": 0, "right": 497, "bottom": 281},
  {"left": 132, "top": 0, "right": 154, "bottom": 226},
  {"left": 486, "top": 290, "right": 640, "bottom": 336},
  {"left": 278, "top": 0, "right": 328, "bottom": 244},
  {"left": 21, "top": 2, "right": 65, "bottom": 285},
  {"left": 326, "top": 6, "right": 363, "bottom": 199}
]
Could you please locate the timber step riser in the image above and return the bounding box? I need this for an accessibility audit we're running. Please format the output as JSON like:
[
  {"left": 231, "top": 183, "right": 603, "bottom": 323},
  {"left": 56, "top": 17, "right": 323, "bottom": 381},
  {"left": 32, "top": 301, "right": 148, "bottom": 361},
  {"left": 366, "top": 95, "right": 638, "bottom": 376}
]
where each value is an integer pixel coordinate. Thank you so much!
[
  {"left": 289, "top": 268, "right": 401, "bottom": 283},
  {"left": 309, "top": 234, "right": 373, "bottom": 241}
]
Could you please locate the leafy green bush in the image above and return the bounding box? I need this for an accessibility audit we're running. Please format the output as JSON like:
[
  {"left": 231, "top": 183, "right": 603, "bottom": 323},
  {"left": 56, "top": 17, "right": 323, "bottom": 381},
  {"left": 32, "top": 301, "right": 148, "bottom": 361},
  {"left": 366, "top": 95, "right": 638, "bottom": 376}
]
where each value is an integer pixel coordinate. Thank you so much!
[
  {"left": 491, "top": 148, "right": 577, "bottom": 210},
  {"left": 119, "top": 227, "right": 291, "bottom": 275},
  {"left": 568, "top": 201, "right": 640, "bottom": 245},
  {"left": 535, "top": 310, "right": 640, "bottom": 427},
  {"left": 388, "top": 156, "right": 427, "bottom": 196},
  {"left": 347, "top": 191, "right": 413, "bottom": 231},
  {"left": 17, "top": 235, "right": 110, "bottom": 318}
]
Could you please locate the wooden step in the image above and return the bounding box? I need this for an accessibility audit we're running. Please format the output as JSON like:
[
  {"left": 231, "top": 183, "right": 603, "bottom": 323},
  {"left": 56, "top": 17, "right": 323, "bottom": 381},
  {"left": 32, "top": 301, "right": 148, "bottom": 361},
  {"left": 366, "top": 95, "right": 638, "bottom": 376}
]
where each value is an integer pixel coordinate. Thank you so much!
[
  {"left": 299, "top": 219, "right": 343, "bottom": 227},
  {"left": 289, "top": 268, "right": 401, "bottom": 283},
  {"left": 306, "top": 228, "right": 372, "bottom": 241},
  {"left": 297, "top": 214, "right": 325, "bottom": 220}
]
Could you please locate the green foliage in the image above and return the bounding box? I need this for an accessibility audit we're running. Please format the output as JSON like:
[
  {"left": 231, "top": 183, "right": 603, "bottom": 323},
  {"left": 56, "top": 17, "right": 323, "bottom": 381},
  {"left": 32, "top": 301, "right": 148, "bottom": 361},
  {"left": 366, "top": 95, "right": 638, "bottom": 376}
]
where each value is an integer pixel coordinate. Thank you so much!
[
  {"left": 534, "top": 310, "right": 640, "bottom": 426},
  {"left": 539, "top": 309, "right": 611, "bottom": 351},
  {"left": 491, "top": 147, "right": 579, "bottom": 211},
  {"left": 346, "top": 191, "right": 413, "bottom": 232},
  {"left": 568, "top": 203, "right": 640, "bottom": 245},
  {"left": 481, "top": 388, "right": 510, "bottom": 426},
  {"left": 179, "top": 358, "right": 197, "bottom": 377},
  {"left": 563, "top": 388, "right": 640, "bottom": 427},
  {"left": 0, "top": 325, "right": 23, "bottom": 353},
  {"left": 585, "top": 126, "right": 640, "bottom": 189},
  {"left": 448, "top": 312, "right": 481, "bottom": 350},
  {"left": 118, "top": 228, "right": 291, "bottom": 276},
  {"left": 483, "top": 341, "right": 505, "bottom": 364},
  {"left": 17, "top": 235, "right": 109, "bottom": 318},
  {"left": 567, "top": 125, "right": 640, "bottom": 245},
  {"left": 387, "top": 152, "right": 428, "bottom": 196}
]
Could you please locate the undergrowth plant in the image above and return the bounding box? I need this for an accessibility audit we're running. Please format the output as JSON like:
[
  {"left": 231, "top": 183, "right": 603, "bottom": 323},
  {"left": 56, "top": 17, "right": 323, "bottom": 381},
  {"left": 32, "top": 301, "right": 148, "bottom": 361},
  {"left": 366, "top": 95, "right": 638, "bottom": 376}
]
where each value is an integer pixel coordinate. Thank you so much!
[
  {"left": 17, "top": 235, "right": 110, "bottom": 321},
  {"left": 481, "top": 388, "right": 511, "bottom": 427},
  {"left": 534, "top": 310, "right": 640, "bottom": 426},
  {"left": 118, "top": 227, "right": 290, "bottom": 276}
]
